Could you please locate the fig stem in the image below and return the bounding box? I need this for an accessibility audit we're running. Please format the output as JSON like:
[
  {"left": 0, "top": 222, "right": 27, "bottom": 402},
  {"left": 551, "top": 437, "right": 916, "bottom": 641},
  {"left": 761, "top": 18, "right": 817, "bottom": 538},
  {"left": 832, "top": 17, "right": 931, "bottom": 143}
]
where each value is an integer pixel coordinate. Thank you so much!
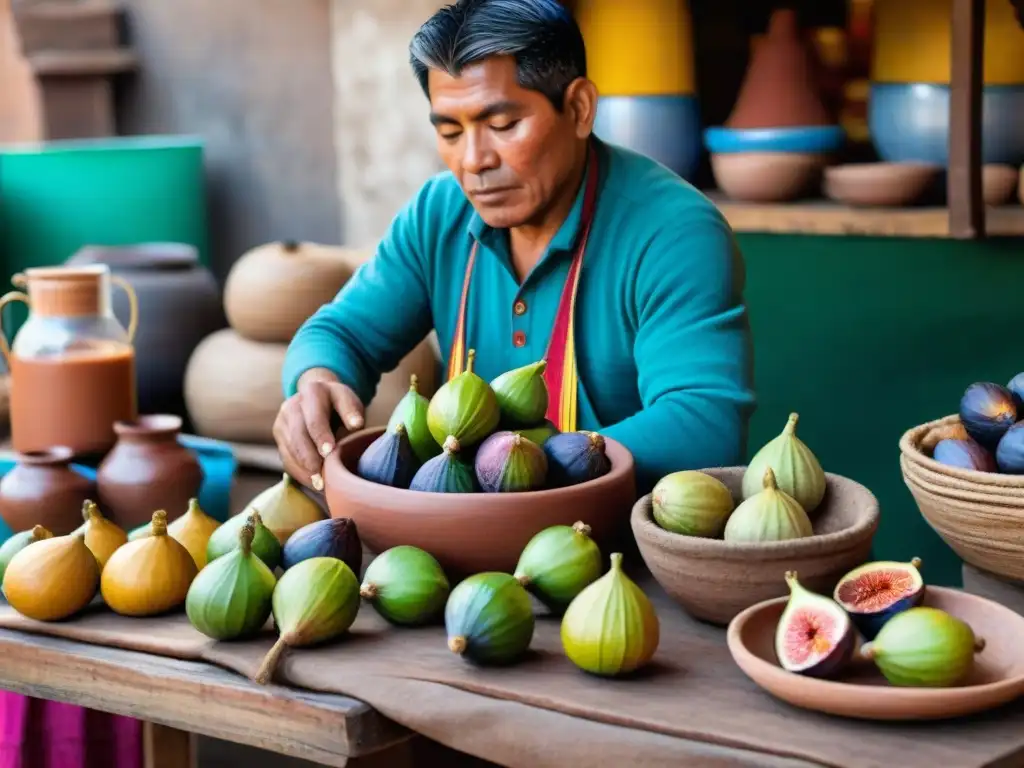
[
  {"left": 187, "top": 498, "right": 200, "bottom": 516},
  {"left": 763, "top": 467, "right": 778, "bottom": 490},
  {"left": 30, "top": 525, "right": 51, "bottom": 541},
  {"left": 784, "top": 570, "right": 801, "bottom": 591},
  {"left": 975, "top": 637, "right": 987, "bottom": 653},
  {"left": 910, "top": 557, "right": 923, "bottom": 569},
  {"left": 860, "top": 642, "right": 876, "bottom": 661},
  {"left": 587, "top": 432, "right": 605, "bottom": 450},
  {"left": 281, "top": 240, "right": 301, "bottom": 253},
  {"left": 255, "top": 636, "right": 289, "bottom": 685},
  {"left": 532, "top": 360, "right": 547, "bottom": 374},
  {"left": 393, "top": 422, "right": 407, "bottom": 437},
  {"left": 443, "top": 435, "right": 461, "bottom": 454},
  {"left": 409, "top": 374, "right": 419, "bottom": 392},
  {"left": 466, "top": 349, "right": 476, "bottom": 375},
  {"left": 572, "top": 521, "right": 592, "bottom": 537},
  {"left": 150, "top": 510, "right": 168, "bottom": 536},
  {"left": 448, "top": 635, "right": 467, "bottom": 655},
  {"left": 239, "top": 521, "right": 255, "bottom": 555},
  {"left": 248, "top": 509, "right": 263, "bottom": 528},
  {"left": 82, "top": 499, "right": 99, "bottom": 522},
  {"left": 360, "top": 583, "right": 378, "bottom": 600},
  {"left": 610, "top": 552, "right": 624, "bottom": 570},
  {"left": 785, "top": 413, "right": 799, "bottom": 435},
  {"left": 514, "top": 572, "right": 530, "bottom": 587},
  {"left": 512, "top": 433, "right": 523, "bottom": 447}
]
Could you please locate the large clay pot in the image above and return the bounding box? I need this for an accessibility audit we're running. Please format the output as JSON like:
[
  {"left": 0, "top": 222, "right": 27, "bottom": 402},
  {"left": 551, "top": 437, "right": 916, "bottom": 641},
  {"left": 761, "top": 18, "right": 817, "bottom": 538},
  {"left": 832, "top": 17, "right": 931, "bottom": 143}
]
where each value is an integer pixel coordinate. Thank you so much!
[
  {"left": 223, "top": 241, "right": 362, "bottom": 343},
  {"left": 183, "top": 328, "right": 440, "bottom": 445},
  {"left": 727, "top": 9, "right": 833, "bottom": 129},
  {"left": 66, "top": 243, "right": 227, "bottom": 420},
  {"left": 0, "top": 446, "right": 94, "bottom": 535},
  {"left": 96, "top": 414, "right": 203, "bottom": 530}
]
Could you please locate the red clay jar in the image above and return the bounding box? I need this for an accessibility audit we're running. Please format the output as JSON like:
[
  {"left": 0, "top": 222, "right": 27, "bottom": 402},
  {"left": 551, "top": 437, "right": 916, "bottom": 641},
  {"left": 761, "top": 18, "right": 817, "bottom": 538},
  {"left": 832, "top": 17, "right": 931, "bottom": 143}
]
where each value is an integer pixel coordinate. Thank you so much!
[
  {"left": 0, "top": 446, "right": 95, "bottom": 535},
  {"left": 726, "top": 8, "right": 833, "bottom": 129},
  {"left": 96, "top": 415, "right": 203, "bottom": 530}
]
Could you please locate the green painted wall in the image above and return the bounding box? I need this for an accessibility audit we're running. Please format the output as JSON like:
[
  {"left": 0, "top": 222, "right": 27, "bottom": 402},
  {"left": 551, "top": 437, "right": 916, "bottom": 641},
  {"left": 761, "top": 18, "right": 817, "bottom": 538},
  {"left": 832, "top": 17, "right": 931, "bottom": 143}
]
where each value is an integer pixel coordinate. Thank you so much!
[{"left": 738, "top": 233, "right": 1024, "bottom": 587}]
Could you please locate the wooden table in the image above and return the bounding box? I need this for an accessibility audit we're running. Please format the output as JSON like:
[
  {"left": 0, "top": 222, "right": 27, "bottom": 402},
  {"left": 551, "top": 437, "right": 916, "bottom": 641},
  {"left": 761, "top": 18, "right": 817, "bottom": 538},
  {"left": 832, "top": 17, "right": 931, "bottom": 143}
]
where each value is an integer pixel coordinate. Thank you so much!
[{"left": 0, "top": 467, "right": 497, "bottom": 768}]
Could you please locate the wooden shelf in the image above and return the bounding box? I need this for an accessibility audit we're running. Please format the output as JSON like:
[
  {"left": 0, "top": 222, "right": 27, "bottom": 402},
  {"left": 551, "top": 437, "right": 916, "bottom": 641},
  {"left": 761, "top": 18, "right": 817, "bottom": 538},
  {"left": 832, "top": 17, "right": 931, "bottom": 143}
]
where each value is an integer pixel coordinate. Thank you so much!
[{"left": 707, "top": 193, "right": 1024, "bottom": 239}]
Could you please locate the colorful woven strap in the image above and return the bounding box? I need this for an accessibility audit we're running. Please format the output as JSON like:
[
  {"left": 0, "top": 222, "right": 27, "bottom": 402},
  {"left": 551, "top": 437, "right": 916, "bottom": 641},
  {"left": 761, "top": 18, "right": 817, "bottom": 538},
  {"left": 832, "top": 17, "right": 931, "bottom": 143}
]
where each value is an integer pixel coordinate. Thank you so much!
[{"left": 448, "top": 144, "right": 600, "bottom": 432}]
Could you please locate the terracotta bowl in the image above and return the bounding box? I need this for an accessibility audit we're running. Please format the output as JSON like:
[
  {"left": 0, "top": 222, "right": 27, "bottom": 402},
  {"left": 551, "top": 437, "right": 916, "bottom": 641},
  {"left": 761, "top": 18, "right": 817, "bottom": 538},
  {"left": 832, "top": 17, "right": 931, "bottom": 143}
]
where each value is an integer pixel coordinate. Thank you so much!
[
  {"left": 727, "top": 587, "right": 1024, "bottom": 721},
  {"left": 323, "top": 427, "right": 636, "bottom": 576},
  {"left": 982, "top": 164, "right": 1019, "bottom": 206},
  {"left": 900, "top": 415, "right": 1024, "bottom": 582},
  {"left": 710, "top": 152, "right": 824, "bottom": 203},
  {"left": 823, "top": 162, "right": 939, "bottom": 207},
  {"left": 630, "top": 467, "right": 878, "bottom": 626}
]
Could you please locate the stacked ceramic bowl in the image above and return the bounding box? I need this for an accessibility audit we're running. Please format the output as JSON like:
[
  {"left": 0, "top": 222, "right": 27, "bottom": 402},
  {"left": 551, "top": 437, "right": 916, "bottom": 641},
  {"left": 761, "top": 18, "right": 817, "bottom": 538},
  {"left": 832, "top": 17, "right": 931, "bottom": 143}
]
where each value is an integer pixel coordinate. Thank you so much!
[
  {"left": 870, "top": 0, "right": 1024, "bottom": 203},
  {"left": 703, "top": 9, "right": 846, "bottom": 202},
  {"left": 900, "top": 415, "right": 1024, "bottom": 582},
  {"left": 576, "top": 0, "right": 702, "bottom": 180}
]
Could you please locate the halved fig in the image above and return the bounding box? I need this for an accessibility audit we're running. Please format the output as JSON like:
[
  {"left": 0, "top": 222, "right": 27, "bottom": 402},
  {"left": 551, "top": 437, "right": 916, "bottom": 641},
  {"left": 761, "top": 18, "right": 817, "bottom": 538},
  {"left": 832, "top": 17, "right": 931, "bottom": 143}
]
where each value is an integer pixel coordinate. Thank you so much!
[
  {"left": 833, "top": 557, "right": 924, "bottom": 640},
  {"left": 774, "top": 571, "right": 855, "bottom": 678}
]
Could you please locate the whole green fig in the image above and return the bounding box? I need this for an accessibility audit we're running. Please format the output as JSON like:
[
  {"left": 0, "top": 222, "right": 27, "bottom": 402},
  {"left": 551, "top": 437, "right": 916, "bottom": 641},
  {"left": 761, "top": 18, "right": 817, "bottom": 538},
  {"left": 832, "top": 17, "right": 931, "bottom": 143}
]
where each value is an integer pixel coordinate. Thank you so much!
[
  {"left": 490, "top": 360, "right": 548, "bottom": 427},
  {"left": 427, "top": 349, "right": 500, "bottom": 449},
  {"left": 388, "top": 374, "right": 441, "bottom": 463},
  {"left": 360, "top": 545, "right": 450, "bottom": 625},
  {"left": 743, "top": 412, "right": 826, "bottom": 516},
  {"left": 207, "top": 510, "right": 282, "bottom": 570}
]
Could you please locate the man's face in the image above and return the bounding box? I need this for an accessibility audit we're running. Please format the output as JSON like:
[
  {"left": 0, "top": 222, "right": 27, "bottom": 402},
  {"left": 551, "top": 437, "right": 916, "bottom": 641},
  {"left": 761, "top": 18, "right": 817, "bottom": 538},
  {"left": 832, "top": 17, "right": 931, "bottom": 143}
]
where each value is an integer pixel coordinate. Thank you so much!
[{"left": 428, "top": 55, "right": 583, "bottom": 229}]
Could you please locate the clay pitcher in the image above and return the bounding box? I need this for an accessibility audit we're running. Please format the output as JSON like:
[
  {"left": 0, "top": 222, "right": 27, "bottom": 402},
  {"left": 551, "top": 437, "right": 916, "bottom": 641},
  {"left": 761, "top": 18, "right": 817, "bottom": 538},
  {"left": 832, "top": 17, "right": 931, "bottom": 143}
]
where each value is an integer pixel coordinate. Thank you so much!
[
  {"left": 0, "top": 266, "right": 139, "bottom": 458},
  {"left": 0, "top": 446, "right": 95, "bottom": 535},
  {"left": 96, "top": 415, "right": 203, "bottom": 530},
  {"left": 726, "top": 8, "right": 833, "bottom": 129}
]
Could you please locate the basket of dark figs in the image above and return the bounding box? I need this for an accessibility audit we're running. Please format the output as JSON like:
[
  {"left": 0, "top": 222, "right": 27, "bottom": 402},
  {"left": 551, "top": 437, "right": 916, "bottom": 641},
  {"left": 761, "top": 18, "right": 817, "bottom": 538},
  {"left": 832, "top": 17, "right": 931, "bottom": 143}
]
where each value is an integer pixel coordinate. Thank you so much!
[
  {"left": 323, "top": 353, "right": 636, "bottom": 576},
  {"left": 629, "top": 412, "right": 879, "bottom": 625},
  {"left": 900, "top": 376, "right": 1024, "bottom": 582},
  {"left": 726, "top": 568, "right": 1024, "bottom": 721}
]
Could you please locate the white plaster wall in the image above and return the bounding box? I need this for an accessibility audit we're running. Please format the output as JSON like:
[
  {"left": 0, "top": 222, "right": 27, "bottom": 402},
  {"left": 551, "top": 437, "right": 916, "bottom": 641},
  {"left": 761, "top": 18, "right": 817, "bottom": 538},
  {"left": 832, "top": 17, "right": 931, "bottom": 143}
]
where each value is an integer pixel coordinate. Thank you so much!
[{"left": 330, "top": 0, "right": 447, "bottom": 247}]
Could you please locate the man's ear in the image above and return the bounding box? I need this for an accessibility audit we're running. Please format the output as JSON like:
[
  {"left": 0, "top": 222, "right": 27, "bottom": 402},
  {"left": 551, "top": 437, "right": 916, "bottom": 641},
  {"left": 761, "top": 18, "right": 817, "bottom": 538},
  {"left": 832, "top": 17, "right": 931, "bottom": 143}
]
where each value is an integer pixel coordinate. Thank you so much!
[{"left": 564, "top": 77, "right": 598, "bottom": 139}]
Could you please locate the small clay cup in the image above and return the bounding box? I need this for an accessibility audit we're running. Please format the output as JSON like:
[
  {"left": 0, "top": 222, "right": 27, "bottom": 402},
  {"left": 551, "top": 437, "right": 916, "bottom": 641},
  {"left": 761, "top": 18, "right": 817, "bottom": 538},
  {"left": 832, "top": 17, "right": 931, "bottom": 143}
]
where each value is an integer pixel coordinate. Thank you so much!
[
  {"left": 0, "top": 446, "right": 95, "bottom": 535},
  {"left": 96, "top": 414, "right": 203, "bottom": 530},
  {"left": 631, "top": 466, "right": 879, "bottom": 625},
  {"left": 823, "top": 162, "right": 940, "bottom": 207},
  {"left": 711, "top": 152, "right": 825, "bottom": 202},
  {"left": 323, "top": 427, "right": 637, "bottom": 577}
]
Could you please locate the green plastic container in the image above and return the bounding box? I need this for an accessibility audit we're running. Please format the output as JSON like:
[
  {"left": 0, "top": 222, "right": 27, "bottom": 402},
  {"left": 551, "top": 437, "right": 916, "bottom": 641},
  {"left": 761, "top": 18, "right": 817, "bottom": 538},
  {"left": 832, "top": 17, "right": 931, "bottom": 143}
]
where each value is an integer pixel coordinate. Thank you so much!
[{"left": 0, "top": 135, "right": 208, "bottom": 281}]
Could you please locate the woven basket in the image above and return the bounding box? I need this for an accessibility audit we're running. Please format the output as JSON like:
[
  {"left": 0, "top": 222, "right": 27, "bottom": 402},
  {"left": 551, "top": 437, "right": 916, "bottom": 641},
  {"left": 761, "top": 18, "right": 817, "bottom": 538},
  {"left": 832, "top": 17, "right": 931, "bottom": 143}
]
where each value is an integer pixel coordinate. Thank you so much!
[{"left": 900, "top": 414, "right": 1024, "bottom": 581}]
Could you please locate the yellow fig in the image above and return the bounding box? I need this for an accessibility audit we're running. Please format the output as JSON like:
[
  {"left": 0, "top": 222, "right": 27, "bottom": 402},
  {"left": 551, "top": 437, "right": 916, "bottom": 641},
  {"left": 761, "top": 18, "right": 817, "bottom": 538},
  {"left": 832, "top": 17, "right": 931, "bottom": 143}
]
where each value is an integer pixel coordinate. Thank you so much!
[
  {"left": 168, "top": 498, "right": 221, "bottom": 569},
  {"left": 240, "top": 474, "right": 326, "bottom": 545},
  {"left": 3, "top": 529, "right": 99, "bottom": 621},
  {"left": 560, "top": 553, "right": 660, "bottom": 676},
  {"left": 743, "top": 412, "right": 826, "bottom": 515},
  {"left": 77, "top": 500, "right": 128, "bottom": 570},
  {"left": 724, "top": 468, "right": 813, "bottom": 543},
  {"left": 101, "top": 510, "right": 198, "bottom": 617}
]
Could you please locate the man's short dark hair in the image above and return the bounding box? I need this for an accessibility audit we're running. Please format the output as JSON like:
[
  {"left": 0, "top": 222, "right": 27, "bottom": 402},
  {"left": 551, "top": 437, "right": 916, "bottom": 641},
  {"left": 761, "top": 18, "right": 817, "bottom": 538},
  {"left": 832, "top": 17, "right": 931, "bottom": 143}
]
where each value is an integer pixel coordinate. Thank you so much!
[{"left": 409, "top": 0, "right": 587, "bottom": 111}]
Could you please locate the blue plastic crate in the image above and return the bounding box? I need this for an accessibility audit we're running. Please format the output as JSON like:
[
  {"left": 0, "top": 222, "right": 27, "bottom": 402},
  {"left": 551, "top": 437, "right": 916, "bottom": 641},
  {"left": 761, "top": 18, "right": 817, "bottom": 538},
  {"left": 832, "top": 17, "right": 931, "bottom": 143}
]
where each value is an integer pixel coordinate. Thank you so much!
[{"left": 0, "top": 435, "right": 238, "bottom": 544}]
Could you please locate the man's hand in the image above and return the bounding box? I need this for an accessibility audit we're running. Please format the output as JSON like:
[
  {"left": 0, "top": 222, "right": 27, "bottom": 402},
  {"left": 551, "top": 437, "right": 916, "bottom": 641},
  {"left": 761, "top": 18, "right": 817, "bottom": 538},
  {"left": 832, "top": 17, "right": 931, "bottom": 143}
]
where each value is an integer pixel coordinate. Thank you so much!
[{"left": 274, "top": 368, "right": 365, "bottom": 491}]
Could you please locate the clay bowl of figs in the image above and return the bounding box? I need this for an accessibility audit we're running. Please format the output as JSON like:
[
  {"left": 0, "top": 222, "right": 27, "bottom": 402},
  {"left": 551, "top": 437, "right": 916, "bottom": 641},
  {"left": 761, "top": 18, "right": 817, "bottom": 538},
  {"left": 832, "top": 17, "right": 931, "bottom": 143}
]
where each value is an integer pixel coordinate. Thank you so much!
[
  {"left": 323, "top": 354, "right": 636, "bottom": 577},
  {"left": 900, "top": 378, "right": 1024, "bottom": 582},
  {"left": 727, "top": 569, "right": 1024, "bottom": 720},
  {"left": 630, "top": 413, "right": 879, "bottom": 625}
]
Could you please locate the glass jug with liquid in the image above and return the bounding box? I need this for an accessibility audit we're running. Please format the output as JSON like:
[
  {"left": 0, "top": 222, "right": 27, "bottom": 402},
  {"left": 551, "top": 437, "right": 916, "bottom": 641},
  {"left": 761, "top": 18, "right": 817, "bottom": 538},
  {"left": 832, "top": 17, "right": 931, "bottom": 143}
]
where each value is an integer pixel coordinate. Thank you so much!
[{"left": 0, "top": 265, "right": 139, "bottom": 457}]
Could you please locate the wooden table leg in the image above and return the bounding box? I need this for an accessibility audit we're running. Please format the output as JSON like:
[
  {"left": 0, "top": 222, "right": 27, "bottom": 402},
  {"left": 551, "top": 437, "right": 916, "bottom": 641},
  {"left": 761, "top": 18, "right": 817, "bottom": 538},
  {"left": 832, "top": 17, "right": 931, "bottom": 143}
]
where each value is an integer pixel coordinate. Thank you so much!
[{"left": 143, "top": 721, "right": 196, "bottom": 768}]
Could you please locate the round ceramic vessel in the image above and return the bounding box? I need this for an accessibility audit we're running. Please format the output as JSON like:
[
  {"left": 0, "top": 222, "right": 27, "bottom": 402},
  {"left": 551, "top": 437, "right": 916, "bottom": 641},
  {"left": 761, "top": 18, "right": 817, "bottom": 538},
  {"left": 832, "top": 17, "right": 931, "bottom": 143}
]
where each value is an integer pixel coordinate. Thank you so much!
[
  {"left": 703, "top": 125, "right": 845, "bottom": 155},
  {"left": 630, "top": 466, "right": 879, "bottom": 625},
  {"left": 711, "top": 152, "right": 825, "bottom": 203},
  {"left": 592, "top": 95, "right": 702, "bottom": 180},
  {"left": 323, "top": 427, "right": 637, "bottom": 576},
  {"left": 869, "top": 83, "right": 1024, "bottom": 167}
]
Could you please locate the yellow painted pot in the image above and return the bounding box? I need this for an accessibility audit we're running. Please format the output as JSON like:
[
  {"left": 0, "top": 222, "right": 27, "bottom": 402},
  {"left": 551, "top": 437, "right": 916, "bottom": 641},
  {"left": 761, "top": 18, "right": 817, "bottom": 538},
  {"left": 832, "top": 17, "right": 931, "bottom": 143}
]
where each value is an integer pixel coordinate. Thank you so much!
[
  {"left": 872, "top": 0, "right": 1024, "bottom": 85},
  {"left": 575, "top": 0, "right": 695, "bottom": 97}
]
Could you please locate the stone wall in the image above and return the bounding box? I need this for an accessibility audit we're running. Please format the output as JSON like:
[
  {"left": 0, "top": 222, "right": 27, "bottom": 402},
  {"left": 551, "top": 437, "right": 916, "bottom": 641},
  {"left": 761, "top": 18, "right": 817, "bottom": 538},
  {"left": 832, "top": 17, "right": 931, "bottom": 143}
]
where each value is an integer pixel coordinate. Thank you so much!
[{"left": 329, "top": 0, "right": 445, "bottom": 248}]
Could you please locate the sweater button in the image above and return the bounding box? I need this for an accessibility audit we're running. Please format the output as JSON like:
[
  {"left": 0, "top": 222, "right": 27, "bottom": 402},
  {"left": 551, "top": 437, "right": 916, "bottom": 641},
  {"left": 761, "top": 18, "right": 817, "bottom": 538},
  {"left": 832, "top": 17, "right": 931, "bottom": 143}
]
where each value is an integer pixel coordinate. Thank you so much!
[
  {"left": 512, "top": 331, "right": 526, "bottom": 348},
  {"left": 513, "top": 299, "right": 527, "bottom": 316}
]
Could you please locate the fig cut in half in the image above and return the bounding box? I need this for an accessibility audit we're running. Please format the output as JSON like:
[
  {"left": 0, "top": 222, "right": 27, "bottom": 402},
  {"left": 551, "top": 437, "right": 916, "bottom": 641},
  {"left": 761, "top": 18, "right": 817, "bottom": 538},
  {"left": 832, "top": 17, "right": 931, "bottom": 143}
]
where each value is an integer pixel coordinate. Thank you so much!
[
  {"left": 774, "top": 571, "right": 854, "bottom": 678},
  {"left": 833, "top": 557, "right": 924, "bottom": 641}
]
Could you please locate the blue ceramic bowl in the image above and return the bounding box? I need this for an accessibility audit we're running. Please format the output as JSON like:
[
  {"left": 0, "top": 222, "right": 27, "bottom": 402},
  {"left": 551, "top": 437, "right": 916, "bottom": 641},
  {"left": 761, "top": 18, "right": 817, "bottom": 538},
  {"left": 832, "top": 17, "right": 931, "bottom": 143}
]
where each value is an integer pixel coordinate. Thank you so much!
[
  {"left": 592, "top": 95, "right": 702, "bottom": 181},
  {"left": 703, "top": 125, "right": 846, "bottom": 155},
  {"left": 870, "top": 83, "right": 1024, "bottom": 167}
]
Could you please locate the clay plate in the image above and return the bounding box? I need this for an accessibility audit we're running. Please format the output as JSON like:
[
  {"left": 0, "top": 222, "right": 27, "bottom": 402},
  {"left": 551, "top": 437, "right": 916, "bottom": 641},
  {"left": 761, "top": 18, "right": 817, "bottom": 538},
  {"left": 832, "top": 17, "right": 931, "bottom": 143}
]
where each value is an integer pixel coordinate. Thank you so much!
[
  {"left": 323, "top": 427, "right": 636, "bottom": 576},
  {"left": 727, "top": 587, "right": 1024, "bottom": 720},
  {"left": 823, "top": 162, "right": 939, "bottom": 207}
]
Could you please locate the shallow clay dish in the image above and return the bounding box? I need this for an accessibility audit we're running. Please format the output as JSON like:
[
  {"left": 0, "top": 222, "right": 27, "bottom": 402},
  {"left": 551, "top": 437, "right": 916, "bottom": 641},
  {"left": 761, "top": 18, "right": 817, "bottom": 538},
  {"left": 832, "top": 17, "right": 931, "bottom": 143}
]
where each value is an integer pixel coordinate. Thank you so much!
[
  {"left": 323, "top": 427, "right": 636, "bottom": 576},
  {"left": 823, "top": 162, "right": 939, "bottom": 207},
  {"left": 711, "top": 152, "right": 823, "bottom": 203},
  {"left": 727, "top": 587, "right": 1024, "bottom": 721},
  {"left": 630, "top": 467, "right": 878, "bottom": 625}
]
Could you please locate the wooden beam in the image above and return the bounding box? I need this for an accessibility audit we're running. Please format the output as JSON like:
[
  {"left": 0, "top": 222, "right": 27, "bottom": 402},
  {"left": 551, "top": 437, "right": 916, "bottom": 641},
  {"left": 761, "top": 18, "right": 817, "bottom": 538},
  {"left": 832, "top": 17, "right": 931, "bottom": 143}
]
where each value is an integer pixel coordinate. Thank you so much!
[{"left": 947, "top": 0, "right": 985, "bottom": 239}]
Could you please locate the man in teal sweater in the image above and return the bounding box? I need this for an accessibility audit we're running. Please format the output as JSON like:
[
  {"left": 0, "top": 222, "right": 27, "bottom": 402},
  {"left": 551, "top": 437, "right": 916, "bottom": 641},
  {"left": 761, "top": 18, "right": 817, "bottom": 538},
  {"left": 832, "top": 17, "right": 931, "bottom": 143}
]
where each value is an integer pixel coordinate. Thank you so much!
[{"left": 275, "top": 0, "right": 755, "bottom": 494}]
